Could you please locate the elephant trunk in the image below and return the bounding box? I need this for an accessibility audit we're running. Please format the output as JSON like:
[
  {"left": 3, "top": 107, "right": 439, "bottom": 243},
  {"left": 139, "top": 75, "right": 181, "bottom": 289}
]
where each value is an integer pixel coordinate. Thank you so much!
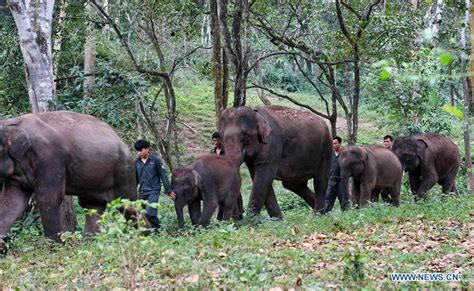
[
  {"left": 340, "top": 171, "right": 352, "bottom": 206},
  {"left": 175, "top": 203, "right": 185, "bottom": 229}
]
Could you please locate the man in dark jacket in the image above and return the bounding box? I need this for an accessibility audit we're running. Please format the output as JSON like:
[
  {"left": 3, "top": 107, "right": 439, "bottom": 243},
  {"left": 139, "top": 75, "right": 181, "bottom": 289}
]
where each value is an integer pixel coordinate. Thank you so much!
[
  {"left": 324, "top": 136, "right": 350, "bottom": 213},
  {"left": 135, "top": 140, "right": 176, "bottom": 229}
]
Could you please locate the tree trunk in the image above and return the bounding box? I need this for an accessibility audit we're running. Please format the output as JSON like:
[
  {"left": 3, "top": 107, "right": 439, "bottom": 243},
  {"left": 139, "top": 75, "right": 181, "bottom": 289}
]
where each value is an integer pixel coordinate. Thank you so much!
[
  {"left": 52, "top": 0, "right": 67, "bottom": 91},
  {"left": 461, "top": 0, "right": 473, "bottom": 192},
  {"left": 222, "top": 48, "right": 229, "bottom": 109},
  {"left": 210, "top": 0, "right": 224, "bottom": 125},
  {"left": 470, "top": 2, "right": 474, "bottom": 113},
  {"left": 84, "top": 2, "right": 96, "bottom": 104},
  {"left": 8, "top": 0, "right": 55, "bottom": 112},
  {"left": 350, "top": 53, "right": 360, "bottom": 145},
  {"left": 8, "top": 0, "right": 76, "bottom": 232},
  {"left": 217, "top": 0, "right": 248, "bottom": 107}
]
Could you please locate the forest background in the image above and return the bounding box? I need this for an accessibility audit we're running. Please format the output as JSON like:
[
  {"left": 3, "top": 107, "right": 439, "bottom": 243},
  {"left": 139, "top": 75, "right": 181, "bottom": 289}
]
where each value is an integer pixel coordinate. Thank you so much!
[{"left": 0, "top": 0, "right": 472, "bottom": 288}]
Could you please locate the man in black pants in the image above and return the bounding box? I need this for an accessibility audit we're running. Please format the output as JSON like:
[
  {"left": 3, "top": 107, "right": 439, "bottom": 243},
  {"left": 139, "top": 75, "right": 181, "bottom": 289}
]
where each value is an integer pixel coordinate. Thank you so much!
[
  {"left": 135, "top": 140, "right": 176, "bottom": 229},
  {"left": 379, "top": 134, "right": 394, "bottom": 203},
  {"left": 324, "top": 136, "right": 350, "bottom": 213}
]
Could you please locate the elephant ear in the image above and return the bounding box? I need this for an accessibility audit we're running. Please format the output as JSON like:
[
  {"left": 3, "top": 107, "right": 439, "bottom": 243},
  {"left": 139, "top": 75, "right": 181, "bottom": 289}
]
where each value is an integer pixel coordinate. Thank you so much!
[
  {"left": 255, "top": 111, "right": 272, "bottom": 144},
  {"left": 415, "top": 139, "right": 428, "bottom": 161},
  {"left": 191, "top": 169, "right": 202, "bottom": 191},
  {"left": 7, "top": 126, "right": 31, "bottom": 161}
]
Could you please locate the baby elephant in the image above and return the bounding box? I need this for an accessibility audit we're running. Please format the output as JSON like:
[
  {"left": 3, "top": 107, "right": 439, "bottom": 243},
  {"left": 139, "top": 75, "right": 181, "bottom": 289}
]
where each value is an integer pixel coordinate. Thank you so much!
[
  {"left": 339, "top": 145, "right": 402, "bottom": 208},
  {"left": 171, "top": 155, "right": 243, "bottom": 228}
]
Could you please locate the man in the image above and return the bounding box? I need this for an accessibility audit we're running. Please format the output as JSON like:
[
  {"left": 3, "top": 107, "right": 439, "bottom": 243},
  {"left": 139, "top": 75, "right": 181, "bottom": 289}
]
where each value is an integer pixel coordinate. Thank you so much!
[
  {"left": 324, "top": 136, "right": 350, "bottom": 213},
  {"left": 210, "top": 131, "right": 225, "bottom": 155},
  {"left": 134, "top": 139, "right": 176, "bottom": 229},
  {"left": 380, "top": 134, "right": 394, "bottom": 203},
  {"left": 383, "top": 135, "right": 393, "bottom": 150}
]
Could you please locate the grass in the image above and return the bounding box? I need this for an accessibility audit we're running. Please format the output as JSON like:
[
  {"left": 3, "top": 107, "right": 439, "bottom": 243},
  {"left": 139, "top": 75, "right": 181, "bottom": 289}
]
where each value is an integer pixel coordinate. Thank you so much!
[{"left": 1, "top": 78, "right": 472, "bottom": 288}]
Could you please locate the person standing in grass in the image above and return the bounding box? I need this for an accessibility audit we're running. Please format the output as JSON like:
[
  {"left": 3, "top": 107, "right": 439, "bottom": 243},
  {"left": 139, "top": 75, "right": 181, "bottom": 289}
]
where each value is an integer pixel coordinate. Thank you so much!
[
  {"left": 379, "top": 134, "right": 394, "bottom": 203},
  {"left": 134, "top": 139, "right": 176, "bottom": 229},
  {"left": 324, "top": 136, "right": 350, "bottom": 213}
]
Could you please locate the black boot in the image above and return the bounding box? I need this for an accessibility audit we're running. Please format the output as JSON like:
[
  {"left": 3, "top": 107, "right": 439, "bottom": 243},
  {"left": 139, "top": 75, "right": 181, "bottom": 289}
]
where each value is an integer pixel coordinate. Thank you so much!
[{"left": 145, "top": 215, "right": 161, "bottom": 229}]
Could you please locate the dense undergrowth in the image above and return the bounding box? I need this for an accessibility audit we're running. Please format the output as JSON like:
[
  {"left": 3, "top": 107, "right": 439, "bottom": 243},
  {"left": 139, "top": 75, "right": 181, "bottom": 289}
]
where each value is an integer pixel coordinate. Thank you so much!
[{"left": 0, "top": 80, "right": 472, "bottom": 288}]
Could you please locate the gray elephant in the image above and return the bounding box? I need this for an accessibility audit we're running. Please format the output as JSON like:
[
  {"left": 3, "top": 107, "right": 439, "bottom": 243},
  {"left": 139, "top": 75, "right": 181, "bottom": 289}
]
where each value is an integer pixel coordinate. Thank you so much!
[
  {"left": 0, "top": 111, "right": 137, "bottom": 243},
  {"left": 339, "top": 145, "right": 402, "bottom": 207},
  {"left": 392, "top": 133, "right": 460, "bottom": 198},
  {"left": 171, "top": 155, "right": 242, "bottom": 228},
  {"left": 218, "top": 105, "right": 332, "bottom": 218}
]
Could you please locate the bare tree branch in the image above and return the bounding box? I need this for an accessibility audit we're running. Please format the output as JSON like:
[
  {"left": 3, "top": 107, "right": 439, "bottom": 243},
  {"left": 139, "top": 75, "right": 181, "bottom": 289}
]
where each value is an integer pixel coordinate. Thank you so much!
[
  {"left": 248, "top": 83, "right": 330, "bottom": 120},
  {"left": 293, "top": 56, "right": 330, "bottom": 116},
  {"left": 245, "top": 51, "right": 299, "bottom": 77}
]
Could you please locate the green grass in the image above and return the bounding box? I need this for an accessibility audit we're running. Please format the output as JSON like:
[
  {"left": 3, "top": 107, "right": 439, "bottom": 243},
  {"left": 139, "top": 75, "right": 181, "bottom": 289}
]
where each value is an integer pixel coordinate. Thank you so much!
[{"left": 1, "top": 78, "right": 472, "bottom": 288}]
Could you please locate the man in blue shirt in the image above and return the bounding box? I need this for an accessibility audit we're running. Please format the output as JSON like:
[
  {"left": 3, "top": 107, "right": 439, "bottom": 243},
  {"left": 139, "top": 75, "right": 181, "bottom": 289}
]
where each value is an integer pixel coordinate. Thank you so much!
[{"left": 135, "top": 140, "right": 176, "bottom": 229}]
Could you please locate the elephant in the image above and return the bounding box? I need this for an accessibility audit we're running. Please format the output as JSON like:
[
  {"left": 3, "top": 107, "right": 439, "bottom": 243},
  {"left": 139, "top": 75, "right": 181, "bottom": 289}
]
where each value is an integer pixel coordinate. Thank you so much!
[
  {"left": 392, "top": 133, "right": 460, "bottom": 199},
  {"left": 339, "top": 145, "right": 402, "bottom": 208},
  {"left": 218, "top": 105, "right": 332, "bottom": 218},
  {"left": 171, "top": 155, "right": 243, "bottom": 228},
  {"left": 0, "top": 111, "right": 137, "bottom": 243}
]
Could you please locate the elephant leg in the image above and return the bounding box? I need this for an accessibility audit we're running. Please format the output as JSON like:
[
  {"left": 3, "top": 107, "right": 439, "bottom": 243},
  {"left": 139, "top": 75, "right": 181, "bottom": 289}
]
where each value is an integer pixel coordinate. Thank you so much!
[
  {"left": 264, "top": 186, "right": 282, "bottom": 219},
  {"left": 217, "top": 206, "right": 224, "bottom": 221},
  {"left": 247, "top": 164, "right": 281, "bottom": 218},
  {"left": 416, "top": 177, "right": 437, "bottom": 199},
  {"left": 78, "top": 197, "right": 106, "bottom": 235},
  {"left": 199, "top": 198, "right": 218, "bottom": 227},
  {"left": 232, "top": 193, "right": 244, "bottom": 221},
  {"left": 380, "top": 188, "right": 392, "bottom": 203},
  {"left": 0, "top": 183, "right": 31, "bottom": 241},
  {"left": 440, "top": 177, "right": 457, "bottom": 194},
  {"left": 188, "top": 200, "right": 201, "bottom": 225},
  {"left": 351, "top": 180, "right": 361, "bottom": 208},
  {"left": 224, "top": 184, "right": 242, "bottom": 221},
  {"left": 408, "top": 171, "right": 421, "bottom": 196},
  {"left": 313, "top": 171, "right": 329, "bottom": 213},
  {"left": 371, "top": 189, "right": 380, "bottom": 202},
  {"left": 221, "top": 196, "right": 237, "bottom": 221},
  {"left": 282, "top": 180, "right": 316, "bottom": 209},
  {"left": 34, "top": 180, "right": 65, "bottom": 242},
  {"left": 391, "top": 180, "right": 401, "bottom": 207},
  {"left": 358, "top": 180, "right": 373, "bottom": 208}
]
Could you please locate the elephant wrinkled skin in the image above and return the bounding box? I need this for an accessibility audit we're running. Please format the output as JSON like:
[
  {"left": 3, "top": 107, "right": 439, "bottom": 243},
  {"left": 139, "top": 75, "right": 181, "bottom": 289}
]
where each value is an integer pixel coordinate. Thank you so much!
[
  {"left": 339, "top": 145, "right": 402, "bottom": 208},
  {"left": 171, "top": 155, "right": 243, "bottom": 228},
  {"left": 218, "top": 105, "right": 332, "bottom": 217},
  {"left": 0, "top": 111, "right": 137, "bottom": 243},
  {"left": 392, "top": 133, "right": 460, "bottom": 198}
]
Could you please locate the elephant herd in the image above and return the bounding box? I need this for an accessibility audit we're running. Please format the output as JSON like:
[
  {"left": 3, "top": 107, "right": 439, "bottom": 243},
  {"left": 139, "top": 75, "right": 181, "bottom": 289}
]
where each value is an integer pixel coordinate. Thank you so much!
[{"left": 0, "top": 106, "right": 461, "bottom": 244}]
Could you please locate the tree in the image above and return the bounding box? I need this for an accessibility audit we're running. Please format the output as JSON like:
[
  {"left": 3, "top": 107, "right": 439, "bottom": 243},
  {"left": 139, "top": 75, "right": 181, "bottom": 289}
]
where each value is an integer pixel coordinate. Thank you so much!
[
  {"left": 461, "top": 0, "right": 473, "bottom": 192},
  {"left": 210, "top": 0, "right": 228, "bottom": 123},
  {"left": 252, "top": 0, "right": 381, "bottom": 143},
  {"left": 470, "top": 1, "right": 474, "bottom": 112},
  {"left": 7, "top": 0, "right": 76, "bottom": 232},
  {"left": 7, "top": 0, "right": 56, "bottom": 112},
  {"left": 83, "top": 1, "right": 96, "bottom": 106},
  {"left": 90, "top": 0, "right": 203, "bottom": 169},
  {"left": 218, "top": 0, "right": 253, "bottom": 107}
]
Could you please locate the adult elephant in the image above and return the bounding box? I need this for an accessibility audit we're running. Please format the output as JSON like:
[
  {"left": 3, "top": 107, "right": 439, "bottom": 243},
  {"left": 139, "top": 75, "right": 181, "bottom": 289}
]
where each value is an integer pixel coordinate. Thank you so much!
[
  {"left": 0, "top": 111, "right": 137, "bottom": 243},
  {"left": 339, "top": 145, "right": 402, "bottom": 208},
  {"left": 392, "top": 133, "right": 460, "bottom": 199},
  {"left": 218, "top": 105, "right": 332, "bottom": 218}
]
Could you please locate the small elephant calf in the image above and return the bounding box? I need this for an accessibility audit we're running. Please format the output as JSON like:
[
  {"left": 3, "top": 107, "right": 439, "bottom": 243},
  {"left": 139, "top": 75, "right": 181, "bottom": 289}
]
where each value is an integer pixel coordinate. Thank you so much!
[
  {"left": 171, "top": 155, "right": 243, "bottom": 228},
  {"left": 339, "top": 145, "right": 402, "bottom": 208}
]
